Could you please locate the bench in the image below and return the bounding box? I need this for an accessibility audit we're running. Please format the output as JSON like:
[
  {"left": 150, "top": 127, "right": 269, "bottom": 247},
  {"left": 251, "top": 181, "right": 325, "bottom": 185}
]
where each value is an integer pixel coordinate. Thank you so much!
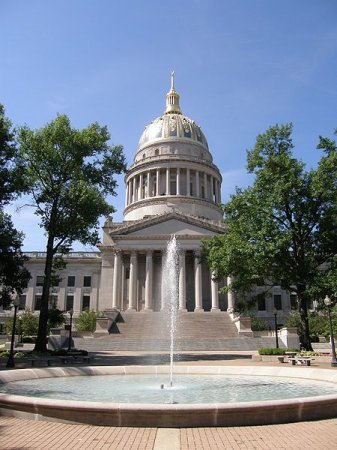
[{"left": 288, "top": 357, "right": 314, "bottom": 366}]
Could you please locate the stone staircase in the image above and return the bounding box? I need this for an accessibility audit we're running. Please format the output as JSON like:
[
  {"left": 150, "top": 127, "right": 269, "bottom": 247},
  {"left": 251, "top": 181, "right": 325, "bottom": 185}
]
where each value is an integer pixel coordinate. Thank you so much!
[{"left": 73, "top": 311, "right": 277, "bottom": 352}]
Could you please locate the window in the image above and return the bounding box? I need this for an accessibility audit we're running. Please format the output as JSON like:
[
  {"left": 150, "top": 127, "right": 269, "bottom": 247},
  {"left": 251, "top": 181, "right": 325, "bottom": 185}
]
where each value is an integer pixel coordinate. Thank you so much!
[
  {"left": 36, "top": 276, "right": 44, "bottom": 287},
  {"left": 257, "top": 296, "right": 266, "bottom": 311},
  {"left": 67, "top": 276, "right": 75, "bottom": 287},
  {"left": 66, "top": 295, "right": 74, "bottom": 311},
  {"left": 155, "top": 148, "right": 159, "bottom": 156},
  {"left": 34, "top": 295, "right": 42, "bottom": 311},
  {"left": 19, "top": 295, "right": 26, "bottom": 310},
  {"left": 273, "top": 294, "right": 282, "bottom": 310},
  {"left": 82, "top": 295, "right": 90, "bottom": 310},
  {"left": 290, "top": 294, "right": 297, "bottom": 310},
  {"left": 83, "top": 276, "right": 91, "bottom": 287}
]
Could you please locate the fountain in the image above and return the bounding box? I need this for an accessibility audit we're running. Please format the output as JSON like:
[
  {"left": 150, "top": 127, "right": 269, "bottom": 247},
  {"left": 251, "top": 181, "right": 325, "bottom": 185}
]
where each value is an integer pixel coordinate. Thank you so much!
[
  {"left": 1, "top": 238, "right": 337, "bottom": 426},
  {"left": 162, "top": 235, "right": 179, "bottom": 388}
]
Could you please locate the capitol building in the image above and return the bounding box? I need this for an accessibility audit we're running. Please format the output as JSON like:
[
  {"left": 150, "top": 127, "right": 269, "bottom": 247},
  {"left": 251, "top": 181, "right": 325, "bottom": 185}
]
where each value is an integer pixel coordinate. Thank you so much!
[{"left": 16, "top": 76, "right": 295, "bottom": 333}]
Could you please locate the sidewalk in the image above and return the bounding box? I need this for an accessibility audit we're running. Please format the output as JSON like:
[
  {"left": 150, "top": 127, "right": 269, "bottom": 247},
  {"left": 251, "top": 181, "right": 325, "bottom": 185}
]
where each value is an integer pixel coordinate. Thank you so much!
[{"left": 1, "top": 416, "right": 337, "bottom": 449}]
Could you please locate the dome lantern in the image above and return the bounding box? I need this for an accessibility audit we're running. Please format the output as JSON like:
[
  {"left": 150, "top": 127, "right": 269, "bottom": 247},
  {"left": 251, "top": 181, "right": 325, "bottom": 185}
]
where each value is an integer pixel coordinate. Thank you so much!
[{"left": 165, "top": 71, "right": 182, "bottom": 115}]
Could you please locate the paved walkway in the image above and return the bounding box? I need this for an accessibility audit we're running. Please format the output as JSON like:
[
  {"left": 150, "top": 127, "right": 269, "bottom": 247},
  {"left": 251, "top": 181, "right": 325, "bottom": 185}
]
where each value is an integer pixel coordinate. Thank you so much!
[
  {"left": 1, "top": 416, "right": 337, "bottom": 449},
  {"left": 1, "top": 352, "right": 337, "bottom": 449}
]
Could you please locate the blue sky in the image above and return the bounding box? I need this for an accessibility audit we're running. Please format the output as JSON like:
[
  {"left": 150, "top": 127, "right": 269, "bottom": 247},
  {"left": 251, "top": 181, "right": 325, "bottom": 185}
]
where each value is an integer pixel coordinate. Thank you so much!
[{"left": 1, "top": 0, "right": 337, "bottom": 251}]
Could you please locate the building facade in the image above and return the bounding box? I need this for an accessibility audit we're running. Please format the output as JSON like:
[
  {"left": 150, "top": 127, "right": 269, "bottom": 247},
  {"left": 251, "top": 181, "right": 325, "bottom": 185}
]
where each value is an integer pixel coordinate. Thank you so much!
[{"left": 2, "top": 77, "right": 296, "bottom": 329}]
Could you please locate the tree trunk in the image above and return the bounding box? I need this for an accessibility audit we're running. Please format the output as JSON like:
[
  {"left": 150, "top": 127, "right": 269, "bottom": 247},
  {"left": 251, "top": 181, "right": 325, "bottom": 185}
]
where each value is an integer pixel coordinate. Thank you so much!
[
  {"left": 33, "top": 234, "right": 55, "bottom": 352},
  {"left": 297, "top": 285, "right": 313, "bottom": 351}
]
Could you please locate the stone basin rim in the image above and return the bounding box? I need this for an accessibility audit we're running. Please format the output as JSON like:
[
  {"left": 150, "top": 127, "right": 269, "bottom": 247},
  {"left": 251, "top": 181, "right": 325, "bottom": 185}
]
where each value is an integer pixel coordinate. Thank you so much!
[{"left": 1, "top": 365, "right": 337, "bottom": 427}]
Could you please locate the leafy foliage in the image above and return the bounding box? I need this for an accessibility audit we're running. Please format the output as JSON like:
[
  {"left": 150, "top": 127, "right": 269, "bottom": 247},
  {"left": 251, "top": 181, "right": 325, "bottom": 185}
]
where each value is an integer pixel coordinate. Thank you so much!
[
  {"left": 75, "top": 310, "right": 99, "bottom": 333},
  {"left": 17, "top": 115, "right": 126, "bottom": 351},
  {"left": 250, "top": 315, "right": 269, "bottom": 331},
  {"left": 0, "top": 104, "right": 30, "bottom": 307},
  {"left": 204, "top": 124, "right": 337, "bottom": 350},
  {"left": 0, "top": 104, "right": 26, "bottom": 205},
  {"left": 5, "top": 310, "right": 39, "bottom": 337},
  {"left": 286, "top": 309, "right": 337, "bottom": 342},
  {"left": 0, "top": 211, "right": 31, "bottom": 307},
  {"left": 47, "top": 308, "right": 66, "bottom": 330},
  {"left": 258, "top": 348, "right": 293, "bottom": 355}
]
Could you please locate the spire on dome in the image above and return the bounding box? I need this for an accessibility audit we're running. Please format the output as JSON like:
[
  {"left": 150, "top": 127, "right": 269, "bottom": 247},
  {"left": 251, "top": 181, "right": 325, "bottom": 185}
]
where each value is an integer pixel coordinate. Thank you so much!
[
  {"left": 165, "top": 70, "right": 182, "bottom": 114},
  {"left": 170, "top": 70, "right": 175, "bottom": 91}
]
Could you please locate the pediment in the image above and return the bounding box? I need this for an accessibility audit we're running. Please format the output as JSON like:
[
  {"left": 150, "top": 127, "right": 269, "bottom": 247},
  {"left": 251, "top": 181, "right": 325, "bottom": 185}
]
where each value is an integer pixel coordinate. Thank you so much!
[{"left": 109, "top": 212, "right": 225, "bottom": 238}]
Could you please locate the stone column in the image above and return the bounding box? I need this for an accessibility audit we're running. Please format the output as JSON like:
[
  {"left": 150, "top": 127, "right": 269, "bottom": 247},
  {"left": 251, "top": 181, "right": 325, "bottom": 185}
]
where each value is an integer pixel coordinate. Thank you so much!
[
  {"left": 210, "top": 176, "right": 214, "bottom": 202},
  {"left": 196, "top": 170, "right": 200, "bottom": 198},
  {"left": 179, "top": 250, "right": 186, "bottom": 310},
  {"left": 211, "top": 272, "right": 219, "bottom": 310},
  {"left": 186, "top": 168, "right": 191, "bottom": 196},
  {"left": 227, "top": 276, "right": 235, "bottom": 313},
  {"left": 218, "top": 180, "right": 221, "bottom": 203},
  {"left": 147, "top": 171, "right": 151, "bottom": 198},
  {"left": 204, "top": 172, "right": 208, "bottom": 199},
  {"left": 128, "top": 181, "right": 132, "bottom": 204},
  {"left": 125, "top": 183, "right": 129, "bottom": 207},
  {"left": 194, "top": 250, "right": 203, "bottom": 311},
  {"left": 176, "top": 168, "right": 180, "bottom": 195},
  {"left": 139, "top": 173, "right": 143, "bottom": 200},
  {"left": 132, "top": 177, "right": 137, "bottom": 202},
  {"left": 128, "top": 251, "right": 138, "bottom": 310},
  {"left": 112, "top": 250, "right": 122, "bottom": 309},
  {"left": 214, "top": 179, "right": 218, "bottom": 204},
  {"left": 121, "top": 258, "right": 126, "bottom": 310},
  {"left": 156, "top": 169, "right": 160, "bottom": 196},
  {"left": 144, "top": 250, "right": 153, "bottom": 311},
  {"left": 166, "top": 167, "right": 170, "bottom": 195}
]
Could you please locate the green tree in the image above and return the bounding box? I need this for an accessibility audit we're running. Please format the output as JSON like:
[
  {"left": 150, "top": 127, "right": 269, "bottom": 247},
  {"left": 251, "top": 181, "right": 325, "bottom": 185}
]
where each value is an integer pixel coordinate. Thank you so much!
[
  {"left": 18, "top": 115, "right": 126, "bottom": 351},
  {"left": 0, "top": 211, "right": 30, "bottom": 307},
  {"left": 0, "top": 104, "right": 26, "bottom": 203},
  {"left": 203, "top": 124, "right": 337, "bottom": 350},
  {"left": 0, "top": 104, "right": 30, "bottom": 307}
]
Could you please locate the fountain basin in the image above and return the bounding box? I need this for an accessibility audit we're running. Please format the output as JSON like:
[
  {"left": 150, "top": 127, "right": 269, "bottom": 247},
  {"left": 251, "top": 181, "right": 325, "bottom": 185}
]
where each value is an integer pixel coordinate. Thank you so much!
[{"left": 1, "top": 365, "right": 337, "bottom": 427}]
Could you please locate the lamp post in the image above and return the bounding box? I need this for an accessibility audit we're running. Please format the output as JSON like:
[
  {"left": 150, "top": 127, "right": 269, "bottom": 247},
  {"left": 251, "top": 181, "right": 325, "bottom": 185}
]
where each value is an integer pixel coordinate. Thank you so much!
[
  {"left": 324, "top": 295, "right": 337, "bottom": 367},
  {"left": 68, "top": 309, "right": 74, "bottom": 352},
  {"left": 273, "top": 309, "right": 279, "bottom": 349},
  {"left": 6, "top": 296, "right": 20, "bottom": 368}
]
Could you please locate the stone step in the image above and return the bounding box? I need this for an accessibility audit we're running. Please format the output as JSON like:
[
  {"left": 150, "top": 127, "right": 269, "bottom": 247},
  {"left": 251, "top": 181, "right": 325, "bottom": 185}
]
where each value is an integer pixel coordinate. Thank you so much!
[
  {"left": 113, "top": 311, "right": 239, "bottom": 339},
  {"left": 73, "top": 311, "right": 277, "bottom": 352},
  {"left": 73, "top": 336, "right": 277, "bottom": 352}
]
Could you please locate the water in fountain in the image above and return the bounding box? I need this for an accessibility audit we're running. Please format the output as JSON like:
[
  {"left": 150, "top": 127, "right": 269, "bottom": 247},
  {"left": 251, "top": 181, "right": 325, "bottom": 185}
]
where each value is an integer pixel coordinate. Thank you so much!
[{"left": 162, "top": 235, "right": 179, "bottom": 388}]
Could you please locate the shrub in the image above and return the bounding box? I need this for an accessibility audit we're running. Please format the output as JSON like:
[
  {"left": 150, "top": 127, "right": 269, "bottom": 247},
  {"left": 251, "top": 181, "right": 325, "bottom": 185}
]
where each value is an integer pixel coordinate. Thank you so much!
[
  {"left": 48, "top": 308, "right": 66, "bottom": 332},
  {"left": 250, "top": 316, "right": 269, "bottom": 331},
  {"left": 19, "top": 310, "right": 39, "bottom": 337},
  {"left": 21, "top": 336, "right": 36, "bottom": 343},
  {"left": 75, "top": 310, "right": 99, "bottom": 333},
  {"left": 0, "top": 351, "right": 25, "bottom": 358},
  {"left": 258, "top": 348, "right": 298, "bottom": 355}
]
